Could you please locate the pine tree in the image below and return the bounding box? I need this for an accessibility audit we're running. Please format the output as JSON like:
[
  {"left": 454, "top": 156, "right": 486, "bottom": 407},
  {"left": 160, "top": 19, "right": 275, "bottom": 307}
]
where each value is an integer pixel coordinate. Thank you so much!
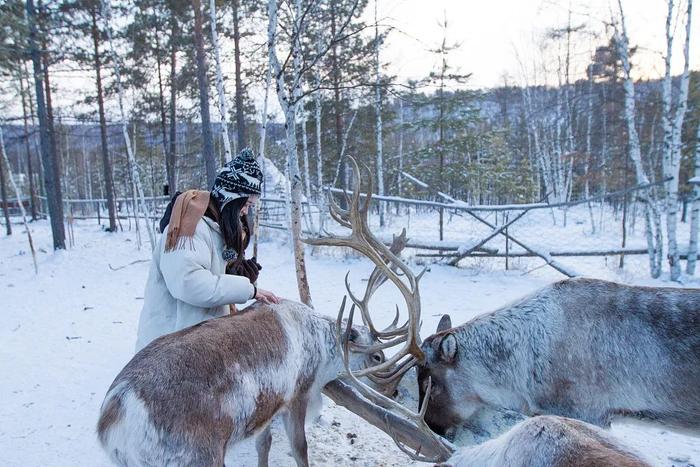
[
  {"left": 408, "top": 15, "right": 477, "bottom": 239},
  {"left": 192, "top": 0, "right": 217, "bottom": 186},
  {"left": 26, "top": 0, "right": 66, "bottom": 249}
]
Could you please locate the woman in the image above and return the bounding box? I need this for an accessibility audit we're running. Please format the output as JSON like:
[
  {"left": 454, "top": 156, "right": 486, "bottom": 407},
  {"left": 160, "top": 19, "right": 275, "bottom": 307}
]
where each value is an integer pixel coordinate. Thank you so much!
[{"left": 135, "top": 148, "right": 280, "bottom": 351}]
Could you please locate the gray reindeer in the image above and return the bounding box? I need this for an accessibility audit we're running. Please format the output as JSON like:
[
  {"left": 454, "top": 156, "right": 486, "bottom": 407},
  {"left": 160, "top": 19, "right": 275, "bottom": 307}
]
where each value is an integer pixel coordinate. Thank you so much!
[
  {"left": 305, "top": 158, "right": 654, "bottom": 466},
  {"left": 417, "top": 278, "right": 700, "bottom": 439},
  {"left": 96, "top": 299, "right": 390, "bottom": 467}
]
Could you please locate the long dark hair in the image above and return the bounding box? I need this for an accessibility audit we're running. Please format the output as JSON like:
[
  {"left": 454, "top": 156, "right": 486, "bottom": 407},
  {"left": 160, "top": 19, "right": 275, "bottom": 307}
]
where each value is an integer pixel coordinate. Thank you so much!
[{"left": 205, "top": 196, "right": 250, "bottom": 258}]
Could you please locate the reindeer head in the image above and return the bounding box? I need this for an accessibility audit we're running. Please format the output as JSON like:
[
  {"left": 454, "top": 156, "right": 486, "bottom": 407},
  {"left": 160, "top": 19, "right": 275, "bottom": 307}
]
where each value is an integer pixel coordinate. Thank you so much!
[
  {"left": 340, "top": 319, "right": 388, "bottom": 377},
  {"left": 418, "top": 314, "right": 527, "bottom": 440},
  {"left": 417, "top": 314, "right": 470, "bottom": 438}
]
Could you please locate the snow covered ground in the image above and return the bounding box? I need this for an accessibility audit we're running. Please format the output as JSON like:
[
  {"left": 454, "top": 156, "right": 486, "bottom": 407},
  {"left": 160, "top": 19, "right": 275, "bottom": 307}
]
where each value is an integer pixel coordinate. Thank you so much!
[{"left": 1, "top": 217, "right": 699, "bottom": 466}]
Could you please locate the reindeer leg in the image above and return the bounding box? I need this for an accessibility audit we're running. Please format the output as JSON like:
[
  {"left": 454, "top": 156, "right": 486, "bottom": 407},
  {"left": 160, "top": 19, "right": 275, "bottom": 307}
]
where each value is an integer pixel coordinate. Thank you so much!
[
  {"left": 282, "top": 396, "right": 310, "bottom": 467},
  {"left": 255, "top": 425, "right": 273, "bottom": 467}
]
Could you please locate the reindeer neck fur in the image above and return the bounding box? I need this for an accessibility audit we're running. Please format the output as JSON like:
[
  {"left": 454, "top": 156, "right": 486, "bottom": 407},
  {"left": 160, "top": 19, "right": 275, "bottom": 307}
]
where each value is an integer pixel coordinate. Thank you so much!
[{"left": 443, "top": 284, "right": 561, "bottom": 413}]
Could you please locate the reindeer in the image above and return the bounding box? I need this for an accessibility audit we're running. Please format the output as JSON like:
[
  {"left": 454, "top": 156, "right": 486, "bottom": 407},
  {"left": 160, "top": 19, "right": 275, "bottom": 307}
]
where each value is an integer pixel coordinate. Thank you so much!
[
  {"left": 442, "top": 415, "right": 651, "bottom": 467},
  {"left": 416, "top": 278, "right": 700, "bottom": 439},
  {"left": 306, "top": 158, "right": 660, "bottom": 466},
  {"left": 96, "top": 298, "right": 392, "bottom": 467}
]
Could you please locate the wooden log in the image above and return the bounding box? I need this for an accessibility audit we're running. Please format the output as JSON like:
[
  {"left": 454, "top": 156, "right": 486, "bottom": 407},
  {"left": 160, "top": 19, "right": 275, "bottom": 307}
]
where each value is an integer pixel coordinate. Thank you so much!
[
  {"left": 331, "top": 176, "right": 671, "bottom": 213},
  {"left": 417, "top": 247, "right": 650, "bottom": 258},
  {"left": 395, "top": 174, "right": 579, "bottom": 277},
  {"left": 448, "top": 207, "right": 531, "bottom": 266},
  {"left": 374, "top": 235, "right": 498, "bottom": 254}
]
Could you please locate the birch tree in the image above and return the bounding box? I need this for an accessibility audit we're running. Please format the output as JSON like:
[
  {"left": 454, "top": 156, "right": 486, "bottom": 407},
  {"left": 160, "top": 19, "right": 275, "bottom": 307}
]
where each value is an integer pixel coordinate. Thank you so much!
[
  {"left": 374, "top": 0, "right": 385, "bottom": 226},
  {"left": 397, "top": 96, "right": 404, "bottom": 199},
  {"left": 313, "top": 31, "right": 325, "bottom": 232},
  {"left": 167, "top": 3, "right": 179, "bottom": 192},
  {"left": 0, "top": 131, "right": 10, "bottom": 235},
  {"left": 661, "top": 0, "right": 693, "bottom": 280},
  {"left": 266, "top": 0, "right": 362, "bottom": 306},
  {"left": 102, "top": 0, "right": 155, "bottom": 248},
  {"left": 17, "top": 67, "right": 39, "bottom": 220},
  {"left": 209, "top": 0, "right": 233, "bottom": 162},
  {"left": 231, "top": 0, "right": 247, "bottom": 149},
  {"left": 0, "top": 125, "right": 37, "bottom": 273},
  {"left": 687, "top": 111, "right": 700, "bottom": 274},
  {"left": 614, "top": 0, "right": 663, "bottom": 277},
  {"left": 252, "top": 45, "right": 272, "bottom": 257},
  {"left": 267, "top": 0, "right": 312, "bottom": 305},
  {"left": 300, "top": 105, "right": 316, "bottom": 233}
]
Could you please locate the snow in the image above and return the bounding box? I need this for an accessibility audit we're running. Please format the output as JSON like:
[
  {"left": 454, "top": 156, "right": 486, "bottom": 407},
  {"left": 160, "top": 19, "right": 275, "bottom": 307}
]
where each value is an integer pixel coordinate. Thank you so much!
[{"left": 1, "top": 216, "right": 699, "bottom": 467}]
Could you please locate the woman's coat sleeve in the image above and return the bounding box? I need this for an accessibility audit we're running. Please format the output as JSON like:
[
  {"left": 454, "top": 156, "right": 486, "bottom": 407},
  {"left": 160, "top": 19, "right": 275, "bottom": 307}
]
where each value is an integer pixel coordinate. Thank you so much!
[{"left": 159, "top": 228, "right": 254, "bottom": 308}]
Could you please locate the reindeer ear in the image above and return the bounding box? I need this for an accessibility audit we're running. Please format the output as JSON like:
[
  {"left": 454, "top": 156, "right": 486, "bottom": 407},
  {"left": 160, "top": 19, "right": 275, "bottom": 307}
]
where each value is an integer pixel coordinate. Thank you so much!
[
  {"left": 439, "top": 334, "right": 457, "bottom": 363},
  {"left": 436, "top": 314, "right": 452, "bottom": 333}
]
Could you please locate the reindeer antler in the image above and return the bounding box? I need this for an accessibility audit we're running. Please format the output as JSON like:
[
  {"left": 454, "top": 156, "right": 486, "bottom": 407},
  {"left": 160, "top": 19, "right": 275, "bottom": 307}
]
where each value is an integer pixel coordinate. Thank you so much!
[
  {"left": 306, "top": 157, "right": 426, "bottom": 377},
  {"left": 305, "top": 157, "right": 452, "bottom": 462}
]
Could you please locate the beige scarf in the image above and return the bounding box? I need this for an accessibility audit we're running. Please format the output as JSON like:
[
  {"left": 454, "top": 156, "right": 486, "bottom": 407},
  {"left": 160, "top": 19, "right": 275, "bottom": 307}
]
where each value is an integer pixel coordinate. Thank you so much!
[{"left": 164, "top": 190, "right": 211, "bottom": 252}]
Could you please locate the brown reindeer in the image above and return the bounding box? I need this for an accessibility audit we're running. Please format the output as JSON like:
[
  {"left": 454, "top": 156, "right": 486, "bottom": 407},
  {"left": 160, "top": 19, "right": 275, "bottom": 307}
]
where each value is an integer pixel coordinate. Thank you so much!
[{"left": 97, "top": 297, "right": 392, "bottom": 467}]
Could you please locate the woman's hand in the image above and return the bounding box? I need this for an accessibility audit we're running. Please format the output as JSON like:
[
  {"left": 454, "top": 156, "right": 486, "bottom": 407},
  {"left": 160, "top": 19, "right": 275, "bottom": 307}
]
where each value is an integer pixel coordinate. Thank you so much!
[
  {"left": 226, "top": 257, "right": 262, "bottom": 284},
  {"left": 255, "top": 288, "right": 280, "bottom": 304}
]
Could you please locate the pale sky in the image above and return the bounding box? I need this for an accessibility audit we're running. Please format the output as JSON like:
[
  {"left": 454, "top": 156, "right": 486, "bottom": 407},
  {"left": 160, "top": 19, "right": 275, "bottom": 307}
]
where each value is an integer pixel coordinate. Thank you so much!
[
  {"left": 3, "top": 0, "right": 698, "bottom": 120},
  {"left": 370, "top": 0, "right": 699, "bottom": 89}
]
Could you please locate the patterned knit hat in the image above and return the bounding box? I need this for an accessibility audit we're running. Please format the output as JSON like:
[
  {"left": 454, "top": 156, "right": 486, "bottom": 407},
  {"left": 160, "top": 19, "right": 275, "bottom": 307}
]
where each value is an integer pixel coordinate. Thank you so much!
[{"left": 211, "top": 148, "right": 263, "bottom": 208}]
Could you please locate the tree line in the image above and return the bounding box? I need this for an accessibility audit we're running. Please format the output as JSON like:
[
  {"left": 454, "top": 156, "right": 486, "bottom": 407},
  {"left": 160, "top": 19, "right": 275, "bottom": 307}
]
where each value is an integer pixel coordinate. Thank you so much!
[{"left": 0, "top": 0, "right": 698, "bottom": 287}]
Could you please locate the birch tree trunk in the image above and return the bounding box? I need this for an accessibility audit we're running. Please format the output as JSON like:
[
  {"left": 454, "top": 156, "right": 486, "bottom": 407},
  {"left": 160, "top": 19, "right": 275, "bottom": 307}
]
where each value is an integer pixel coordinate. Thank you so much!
[
  {"left": 232, "top": 0, "right": 246, "bottom": 149},
  {"left": 258, "top": 60, "right": 271, "bottom": 183},
  {"left": 398, "top": 96, "right": 404, "bottom": 200},
  {"left": 209, "top": 0, "right": 233, "bottom": 162},
  {"left": 615, "top": 0, "right": 663, "bottom": 277},
  {"left": 329, "top": 2, "right": 346, "bottom": 195},
  {"left": 300, "top": 108, "right": 316, "bottom": 233},
  {"left": 687, "top": 117, "right": 700, "bottom": 274},
  {"left": 0, "top": 128, "right": 11, "bottom": 235},
  {"left": 374, "top": 0, "right": 385, "bottom": 226},
  {"left": 253, "top": 48, "right": 273, "bottom": 258},
  {"left": 18, "top": 68, "right": 38, "bottom": 220},
  {"left": 102, "top": 0, "right": 155, "bottom": 249},
  {"left": 268, "top": 0, "right": 312, "bottom": 306},
  {"left": 167, "top": 12, "right": 178, "bottom": 193},
  {"left": 585, "top": 66, "right": 595, "bottom": 233},
  {"left": 662, "top": 0, "right": 693, "bottom": 280},
  {"left": 314, "top": 34, "right": 325, "bottom": 233},
  {"left": 1, "top": 125, "right": 37, "bottom": 273}
]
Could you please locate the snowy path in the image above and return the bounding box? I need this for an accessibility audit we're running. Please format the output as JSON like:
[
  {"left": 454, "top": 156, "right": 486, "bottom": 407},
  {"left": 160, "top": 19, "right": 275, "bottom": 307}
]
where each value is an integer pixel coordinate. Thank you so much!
[{"left": 1, "top": 220, "right": 698, "bottom": 466}]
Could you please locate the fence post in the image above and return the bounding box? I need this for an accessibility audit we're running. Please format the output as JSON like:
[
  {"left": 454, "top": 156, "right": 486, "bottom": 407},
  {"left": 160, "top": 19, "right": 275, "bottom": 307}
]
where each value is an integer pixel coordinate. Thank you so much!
[{"left": 505, "top": 212, "right": 510, "bottom": 271}]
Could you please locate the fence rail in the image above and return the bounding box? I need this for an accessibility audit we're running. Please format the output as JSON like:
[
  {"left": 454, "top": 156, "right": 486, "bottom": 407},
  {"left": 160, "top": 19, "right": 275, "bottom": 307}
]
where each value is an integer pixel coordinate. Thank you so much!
[{"left": 7, "top": 180, "right": 666, "bottom": 277}]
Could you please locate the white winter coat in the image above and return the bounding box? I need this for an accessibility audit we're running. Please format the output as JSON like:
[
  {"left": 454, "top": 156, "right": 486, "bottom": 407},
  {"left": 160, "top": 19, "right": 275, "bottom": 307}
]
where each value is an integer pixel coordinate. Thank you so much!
[{"left": 135, "top": 216, "right": 255, "bottom": 351}]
